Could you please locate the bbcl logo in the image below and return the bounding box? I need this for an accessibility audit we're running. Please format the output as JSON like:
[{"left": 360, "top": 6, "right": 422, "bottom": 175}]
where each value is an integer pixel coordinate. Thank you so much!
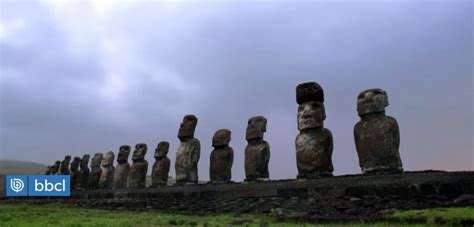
[{"left": 6, "top": 175, "right": 70, "bottom": 197}]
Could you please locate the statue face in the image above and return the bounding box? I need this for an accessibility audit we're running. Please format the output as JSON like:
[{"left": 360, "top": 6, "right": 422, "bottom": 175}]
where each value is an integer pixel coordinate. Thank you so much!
[
  {"left": 246, "top": 116, "right": 267, "bottom": 140},
  {"left": 80, "top": 154, "right": 90, "bottom": 168},
  {"left": 133, "top": 143, "right": 147, "bottom": 161},
  {"left": 117, "top": 145, "right": 131, "bottom": 163},
  {"left": 70, "top": 157, "right": 81, "bottom": 170},
  {"left": 60, "top": 155, "right": 71, "bottom": 170},
  {"left": 212, "top": 129, "right": 231, "bottom": 147},
  {"left": 155, "top": 141, "right": 169, "bottom": 158},
  {"left": 101, "top": 151, "right": 115, "bottom": 166},
  {"left": 91, "top": 153, "right": 104, "bottom": 167},
  {"left": 297, "top": 101, "right": 325, "bottom": 130},
  {"left": 178, "top": 115, "right": 198, "bottom": 139},
  {"left": 357, "top": 89, "right": 389, "bottom": 116}
]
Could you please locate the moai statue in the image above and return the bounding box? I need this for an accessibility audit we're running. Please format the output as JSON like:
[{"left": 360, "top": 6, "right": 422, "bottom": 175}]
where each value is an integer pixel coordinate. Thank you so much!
[
  {"left": 295, "top": 82, "right": 334, "bottom": 179},
  {"left": 244, "top": 116, "right": 270, "bottom": 182},
  {"left": 45, "top": 166, "right": 52, "bottom": 175},
  {"left": 128, "top": 144, "right": 148, "bottom": 189},
  {"left": 113, "top": 145, "right": 131, "bottom": 189},
  {"left": 87, "top": 153, "right": 103, "bottom": 189},
  {"left": 151, "top": 142, "right": 170, "bottom": 187},
  {"left": 59, "top": 155, "right": 71, "bottom": 175},
  {"left": 354, "top": 88, "right": 402, "bottom": 174},
  {"left": 70, "top": 156, "right": 81, "bottom": 190},
  {"left": 51, "top": 161, "right": 60, "bottom": 175},
  {"left": 76, "top": 154, "right": 90, "bottom": 190},
  {"left": 99, "top": 151, "right": 115, "bottom": 189},
  {"left": 210, "top": 129, "right": 234, "bottom": 183},
  {"left": 175, "top": 115, "right": 201, "bottom": 185}
]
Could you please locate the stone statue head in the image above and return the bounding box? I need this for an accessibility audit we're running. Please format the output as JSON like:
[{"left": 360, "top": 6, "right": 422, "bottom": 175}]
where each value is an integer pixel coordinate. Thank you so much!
[
  {"left": 297, "top": 101, "right": 326, "bottom": 130},
  {"left": 70, "top": 157, "right": 81, "bottom": 171},
  {"left": 60, "top": 155, "right": 71, "bottom": 171},
  {"left": 212, "top": 129, "right": 231, "bottom": 147},
  {"left": 246, "top": 116, "right": 267, "bottom": 140},
  {"left": 52, "top": 161, "right": 61, "bottom": 173},
  {"left": 101, "top": 151, "right": 115, "bottom": 167},
  {"left": 296, "top": 82, "right": 324, "bottom": 104},
  {"left": 117, "top": 145, "right": 131, "bottom": 164},
  {"left": 178, "top": 115, "right": 198, "bottom": 139},
  {"left": 132, "top": 143, "right": 147, "bottom": 161},
  {"left": 155, "top": 141, "right": 169, "bottom": 158},
  {"left": 357, "top": 88, "right": 389, "bottom": 116},
  {"left": 80, "top": 154, "right": 90, "bottom": 168},
  {"left": 90, "top": 153, "right": 103, "bottom": 168}
]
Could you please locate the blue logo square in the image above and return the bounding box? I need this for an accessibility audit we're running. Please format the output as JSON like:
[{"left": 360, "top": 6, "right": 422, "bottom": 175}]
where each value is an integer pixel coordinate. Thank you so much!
[
  {"left": 28, "top": 175, "right": 70, "bottom": 196},
  {"left": 6, "top": 175, "right": 28, "bottom": 196}
]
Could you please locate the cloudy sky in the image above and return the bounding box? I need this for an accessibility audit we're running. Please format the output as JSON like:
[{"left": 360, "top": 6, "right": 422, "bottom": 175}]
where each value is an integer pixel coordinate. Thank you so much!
[{"left": 1, "top": 0, "right": 472, "bottom": 180}]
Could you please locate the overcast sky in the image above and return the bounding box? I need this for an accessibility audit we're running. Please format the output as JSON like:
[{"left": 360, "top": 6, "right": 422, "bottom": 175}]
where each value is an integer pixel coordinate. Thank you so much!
[{"left": 0, "top": 0, "right": 472, "bottom": 180}]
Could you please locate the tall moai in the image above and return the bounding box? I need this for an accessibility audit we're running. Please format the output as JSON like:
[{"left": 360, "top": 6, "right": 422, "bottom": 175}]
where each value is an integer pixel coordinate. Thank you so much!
[
  {"left": 99, "top": 151, "right": 115, "bottom": 189},
  {"left": 244, "top": 116, "right": 270, "bottom": 181},
  {"left": 87, "top": 153, "right": 103, "bottom": 189},
  {"left": 128, "top": 143, "right": 148, "bottom": 189},
  {"left": 295, "top": 82, "right": 334, "bottom": 179},
  {"left": 59, "top": 155, "right": 71, "bottom": 175},
  {"left": 70, "top": 156, "right": 81, "bottom": 190},
  {"left": 175, "top": 115, "right": 201, "bottom": 185},
  {"left": 77, "top": 154, "right": 90, "bottom": 190},
  {"left": 209, "top": 129, "right": 234, "bottom": 183},
  {"left": 151, "top": 141, "right": 170, "bottom": 187},
  {"left": 51, "top": 161, "right": 60, "bottom": 175},
  {"left": 113, "top": 145, "right": 131, "bottom": 189},
  {"left": 354, "top": 88, "right": 402, "bottom": 174}
]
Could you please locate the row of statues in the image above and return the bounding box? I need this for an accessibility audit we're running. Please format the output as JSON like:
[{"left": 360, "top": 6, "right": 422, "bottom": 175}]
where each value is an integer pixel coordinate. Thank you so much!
[{"left": 45, "top": 82, "right": 403, "bottom": 190}]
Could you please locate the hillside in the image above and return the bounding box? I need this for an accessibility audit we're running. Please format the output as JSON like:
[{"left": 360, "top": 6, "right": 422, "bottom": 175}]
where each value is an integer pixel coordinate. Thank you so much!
[{"left": 0, "top": 160, "right": 47, "bottom": 175}]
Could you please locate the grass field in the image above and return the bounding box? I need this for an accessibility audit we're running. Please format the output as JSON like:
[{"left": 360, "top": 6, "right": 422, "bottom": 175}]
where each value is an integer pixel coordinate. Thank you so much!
[{"left": 0, "top": 202, "right": 472, "bottom": 226}]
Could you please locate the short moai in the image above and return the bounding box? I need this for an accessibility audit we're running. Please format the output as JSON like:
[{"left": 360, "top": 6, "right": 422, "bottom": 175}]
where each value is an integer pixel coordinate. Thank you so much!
[
  {"left": 209, "top": 129, "right": 234, "bottom": 183},
  {"left": 354, "top": 88, "right": 403, "bottom": 174},
  {"left": 295, "top": 82, "right": 334, "bottom": 179},
  {"left": 87, "top": 153, "right": 103, "bottom": 189},
  {"left": 151, "top": 142, "right": 170, "bottom": 187},
  {"left": 113, "top": 145, "right": 131, "bottom": 189},
  {"left": 99, "top": 151, "right": 115, "bottom": 189},
  {"left": 175, "top": 115, "right": 201, "bottom": 185},
  {"left": 76, "top": 154, "right": 90, "bottom": 190},
  {"left": 51, "top": 161, "right": 60, "bottom": 175},
  {"left": 244, "top": 116, "right": 270, "bottom": 181},
  {"left": 45, "top": 166, "right": 52, "bottom": 175},
  {"left": 59, "top": 155, "right": 71, "bottom": 175},
  {"left": 70, "top": 156, "right": 81, "bottom": 190},
  {"left": 128, "top": 143, "right": 148, "bottom": 188}
]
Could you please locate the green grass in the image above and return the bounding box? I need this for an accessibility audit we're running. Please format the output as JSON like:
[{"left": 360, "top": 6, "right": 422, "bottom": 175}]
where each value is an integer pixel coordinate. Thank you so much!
[{"left": 0, "top": 202, "right": 472, "bottom": 226}]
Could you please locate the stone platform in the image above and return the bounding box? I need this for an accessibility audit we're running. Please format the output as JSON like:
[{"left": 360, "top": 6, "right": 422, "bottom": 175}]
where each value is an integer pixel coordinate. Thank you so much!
[{"left": 3, "top": 171, "right": 474, "bottom": 220}]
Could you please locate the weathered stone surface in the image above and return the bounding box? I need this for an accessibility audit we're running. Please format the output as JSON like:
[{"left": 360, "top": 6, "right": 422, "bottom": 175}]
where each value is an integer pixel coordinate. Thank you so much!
[
  {"left": 245, "top": 116, "right": 270, "bottom": 181},
  {"left": 295, "top": 82, "right": 333, "bottom": 179},
  {"left": 296, "top": 128, "right": 333, "bottom": 178},
  {"left": 77, "top": 154, "right": 90, "bottom": 190},
  {"left": 59, "top": 155, "right": 71, "bottom": 175},
  {"left": 51, "top": 161, "right": 60, "bottom": 175},
  {"left": 70, "top": 156, "right": 81, "bottom": 190},
  {"left": 354, "top": 88, "right": 403, "bottom": 174},
  {"left": 296, "top": 82, "right": 324, "bottom": 104},
  {"left": 210, "top": 129, "right": 234, "bottom": 183},
  {"left": 99, "top": 151, "right": 115, "bottom": 189},
  {"left": 87, "top": 153, "right": 103, "bottom": 189},
  {"left": 175, "top": 115, "right": 200, "bottom": 185},
  {"left": 128, "top": 144, "right": 148, "bottom": 189},
  {"left": 114, "top": 145, "right": 131, "bottom": 189},
  {"left": 152, "top": 142, "right": 170, "bottom": 187}
]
